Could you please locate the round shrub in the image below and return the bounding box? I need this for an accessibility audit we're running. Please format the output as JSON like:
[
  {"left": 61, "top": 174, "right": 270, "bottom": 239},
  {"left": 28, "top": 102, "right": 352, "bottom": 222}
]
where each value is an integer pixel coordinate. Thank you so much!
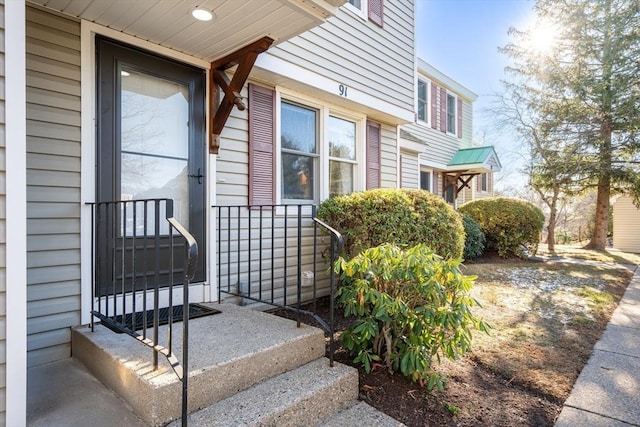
[
  {"left": 461, "top": 214, "right": 485, "bottom": 259},
  {"left": 317, "top": 188, "right": 464, "bottom": 259},
  {"left": 459, "top": 197, "right": 545, "bottom": 258},
  {"left": 336, "top": 243, "right": 489, "bottom": 386}
]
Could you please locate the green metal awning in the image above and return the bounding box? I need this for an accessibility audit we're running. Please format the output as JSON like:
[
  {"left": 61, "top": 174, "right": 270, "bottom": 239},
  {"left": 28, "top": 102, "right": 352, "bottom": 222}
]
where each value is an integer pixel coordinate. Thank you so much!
[
  {"left": 447, "top": 146, "right": 502, "bottom": 173},
  {"left": 441, "top": 146, "right": 502, "bottom": 199}
]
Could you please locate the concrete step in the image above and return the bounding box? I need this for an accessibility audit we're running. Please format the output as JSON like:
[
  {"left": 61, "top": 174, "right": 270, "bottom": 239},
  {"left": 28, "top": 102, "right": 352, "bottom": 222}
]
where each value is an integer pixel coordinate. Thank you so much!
[
  {"left": 169, "top": 357, "right": 358, "bottom": 427},
  {"left": 319, "top": 401, "right": 406, "bottom": 427},
  {"left": 72, "top": 303, "right": 326, "bottom": 426}
]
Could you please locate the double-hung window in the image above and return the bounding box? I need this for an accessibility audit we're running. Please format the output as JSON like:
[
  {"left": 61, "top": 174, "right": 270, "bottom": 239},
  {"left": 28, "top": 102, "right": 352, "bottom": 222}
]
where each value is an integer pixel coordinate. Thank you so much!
[
  {"left": 328, "top": 116, "right": 356, "bottom": 197},
  {"left": 281, "top": 101, "right": 319, "bottom": 202},
  {"left": 417, "top": 79, "right": 428, "bottom": 123},
  {"left": 446, "top": 93, "right": 457, "bottom": 135},
  {"left": 279, "top": 94, "right": 364, "bottom": 204}
]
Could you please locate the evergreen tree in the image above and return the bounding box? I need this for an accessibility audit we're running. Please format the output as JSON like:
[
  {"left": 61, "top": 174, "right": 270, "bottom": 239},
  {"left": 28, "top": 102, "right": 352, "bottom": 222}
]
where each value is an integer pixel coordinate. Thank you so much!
[{"left": 501, "top": 0, "right": 640, "bottom": 250}]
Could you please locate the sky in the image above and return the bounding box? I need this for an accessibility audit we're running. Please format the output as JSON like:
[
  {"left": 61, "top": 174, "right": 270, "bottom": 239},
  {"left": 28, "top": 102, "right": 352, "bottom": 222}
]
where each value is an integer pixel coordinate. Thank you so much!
[{"left": 415, "top": 0, "right": 537, "bottom": 191}]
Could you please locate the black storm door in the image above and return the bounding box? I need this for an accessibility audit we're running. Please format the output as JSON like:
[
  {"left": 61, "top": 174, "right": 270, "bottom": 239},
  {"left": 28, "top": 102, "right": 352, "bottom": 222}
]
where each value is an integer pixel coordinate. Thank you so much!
[{"left": 96, "top": 37, "right": 206, "bottom": 296}]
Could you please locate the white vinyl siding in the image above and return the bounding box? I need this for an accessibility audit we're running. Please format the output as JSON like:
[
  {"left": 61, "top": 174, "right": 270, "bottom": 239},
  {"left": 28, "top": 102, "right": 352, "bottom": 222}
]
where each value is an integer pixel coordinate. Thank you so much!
[
  {"left": 401, "top": 93, "right": 473, "bottom": 168},
  {"left": 0, "top": 0, "right": 6, "bottom": 419},
  {"left": 379, "top": 123, "right": 397, "bottom": 188},
  {"left": 26, "top": 7, "right": 81, "bottom": 367},
  {"left": 613, "top": 196, "right": 640, "bottom": 253},
  {"left": 400, "top": 150, "right": 419, "bottom": 189},
  {"left": 263, "top": 1, "right": 414, "bottom": 115}
]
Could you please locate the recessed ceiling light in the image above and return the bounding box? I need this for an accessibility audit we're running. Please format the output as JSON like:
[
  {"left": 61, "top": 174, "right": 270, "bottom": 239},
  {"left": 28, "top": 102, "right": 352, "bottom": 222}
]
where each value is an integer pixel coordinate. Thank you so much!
[
  {"left": 191, "top": 7, "right": 214, "bottom": 21},
  {"left": 121, "top": 70, "right": 130, "bottom": 77}
]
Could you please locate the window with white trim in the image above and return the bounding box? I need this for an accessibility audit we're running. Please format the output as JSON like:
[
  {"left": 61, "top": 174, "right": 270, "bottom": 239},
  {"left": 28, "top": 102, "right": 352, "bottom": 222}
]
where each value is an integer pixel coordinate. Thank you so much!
[
  {"left": 417, "top": 79, "right": 429, "bottom": 124},
  {"left": 420, "top": 169, "right": 432, "bottom": 193},
  {"left": 279, "top": 95, "right": 365, "bottom": 204},
  {"left": 446, "top": 93, "right": 457, "bottom": 135},
  {"left": 328, "top": 116, "right": 357, "bottom": 197},
  {"left": 481, "top": 173, "right": 488, "bottom": 192},
  {"left": 346, "top": 0, "right": 368, "bottom": 19},
  {"left": 281, "top": 101, "right": 318, "bottom": 202}
]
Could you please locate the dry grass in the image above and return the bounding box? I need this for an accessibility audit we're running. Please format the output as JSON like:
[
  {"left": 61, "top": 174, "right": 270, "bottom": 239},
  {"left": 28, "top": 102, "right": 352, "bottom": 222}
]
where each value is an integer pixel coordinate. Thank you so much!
[
  {"left": 537, "top": 243, "right": 640, "bottom": 265},
  {"left": 461, "top": 257, "right": 633, "bottom": 402}
]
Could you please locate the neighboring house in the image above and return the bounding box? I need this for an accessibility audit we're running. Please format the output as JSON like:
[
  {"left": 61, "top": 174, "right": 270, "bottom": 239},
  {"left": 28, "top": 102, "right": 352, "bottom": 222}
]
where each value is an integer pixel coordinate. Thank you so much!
[
  {"left": 613, "top": 196, "right": 640, "bottom": 253},
  {"left": 399, "top": 58, "right": 501, "bottom": 206},
  {"left": 2, "top": 0, "right": 417, "bottom": 424}
]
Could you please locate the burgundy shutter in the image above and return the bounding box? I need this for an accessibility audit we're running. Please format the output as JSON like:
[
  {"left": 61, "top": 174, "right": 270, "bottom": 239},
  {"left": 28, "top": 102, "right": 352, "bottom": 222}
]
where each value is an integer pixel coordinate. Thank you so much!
[
  {"left": 431, "top": 84, "right": 438, "bottom": 130},
  {"left": 439, "top": 87, "right": 447, "bottom": 133},
  {"left": 248, "top": 84, "right": 276, "bottom": 205},
  {"left": 457, "top": 98, "right": 463, "bottom": 138},
  {"left": 368, "top": 0, "right": 383, "bottom": 27},
  {"left": 366, "top": 120, "right": 381, "bottom": 189}
]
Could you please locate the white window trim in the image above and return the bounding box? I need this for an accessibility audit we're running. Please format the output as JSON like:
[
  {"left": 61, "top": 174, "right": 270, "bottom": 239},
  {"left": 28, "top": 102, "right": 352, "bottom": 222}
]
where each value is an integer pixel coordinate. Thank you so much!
[
  {"left": 446, "top": 91, "right": 458, "bottom": 137},
  {"left": 480, "top": 173, "right": 489, "bottom": 192},
  {"left": 417, "top": 77, "right": 430, "bottom": 126},
  {"left": 420, "top": 168, "right": 433, "bottom": 193},
  {"left": 275, "top": 87, "right": 366, "bottom": 206},
  {"left": 344, "top": 0, "right": 368, "bottom": 20}
]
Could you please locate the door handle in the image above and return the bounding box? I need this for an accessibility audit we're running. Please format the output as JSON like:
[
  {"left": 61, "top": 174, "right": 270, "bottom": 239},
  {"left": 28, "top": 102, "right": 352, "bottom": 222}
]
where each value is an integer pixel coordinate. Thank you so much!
[{"left": 188, "top": 168, "right": 204, "bottom": 184}]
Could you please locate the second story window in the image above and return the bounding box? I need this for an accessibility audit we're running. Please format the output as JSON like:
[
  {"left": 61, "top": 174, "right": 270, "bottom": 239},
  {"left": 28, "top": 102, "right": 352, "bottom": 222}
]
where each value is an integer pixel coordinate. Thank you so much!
[
  {"left": 417, "top": 79, "right": 428, "bottom": 123},
  {"left": 446, "top": 93, "right": 457, "bottom": 135}
]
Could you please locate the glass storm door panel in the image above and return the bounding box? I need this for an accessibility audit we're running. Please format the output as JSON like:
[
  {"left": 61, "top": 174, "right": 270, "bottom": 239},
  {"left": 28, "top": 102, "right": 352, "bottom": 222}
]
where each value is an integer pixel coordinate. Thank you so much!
[{"left": 96, "top": 37, "right": 206, "bottom": 296}]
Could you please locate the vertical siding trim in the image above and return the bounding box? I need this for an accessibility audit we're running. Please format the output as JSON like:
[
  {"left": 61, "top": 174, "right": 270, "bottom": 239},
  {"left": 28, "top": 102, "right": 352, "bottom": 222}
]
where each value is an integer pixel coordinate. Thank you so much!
[
  {"left": 5, "top": 0, "right": 27, "bottom": 424},
  {"left": 366, "top": 119, "right": 381, "bottom": 189},
  {"left": 439, "top": 87, "right": 446, "bottom": 133},
  {"left": 430, "top": 83, "right": 438, "bottom": 130},
  {"left": 368, "top": 0, "right": 384, "bottom": 27},
  {"left": 248, "top": 84, "right": 276, "bottom": 205},
  {"left": 457, "top": 98, "right": 463, "bottom": 139}
]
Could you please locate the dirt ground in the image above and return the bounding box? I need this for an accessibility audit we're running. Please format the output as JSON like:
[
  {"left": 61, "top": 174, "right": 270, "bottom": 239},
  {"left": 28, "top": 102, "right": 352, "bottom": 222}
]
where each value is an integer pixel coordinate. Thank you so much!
[{"left": 272, "top": 252, "right": 634, "bottom": 427}]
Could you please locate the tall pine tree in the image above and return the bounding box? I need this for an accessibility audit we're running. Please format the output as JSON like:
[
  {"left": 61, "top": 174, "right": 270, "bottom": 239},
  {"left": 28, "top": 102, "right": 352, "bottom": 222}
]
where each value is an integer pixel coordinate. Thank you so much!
[{"left": 501, "top": 0, "right": 640, "bottom": 250}]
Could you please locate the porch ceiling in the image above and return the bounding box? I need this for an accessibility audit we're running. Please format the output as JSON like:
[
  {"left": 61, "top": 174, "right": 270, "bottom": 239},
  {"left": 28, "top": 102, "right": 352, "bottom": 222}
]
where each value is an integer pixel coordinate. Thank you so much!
[{"left": 28, "top": 0, "right": 345, "bottom": 62}]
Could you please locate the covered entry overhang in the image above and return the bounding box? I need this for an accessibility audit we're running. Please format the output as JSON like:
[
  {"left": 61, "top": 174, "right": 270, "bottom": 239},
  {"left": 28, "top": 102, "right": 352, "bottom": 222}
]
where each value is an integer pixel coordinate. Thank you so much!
[
  {"left": 443, "top": 146, "right": 502, "bottom": 198},
  {"left": 28, "top": 0, "right": 347, "bottom": 152}
]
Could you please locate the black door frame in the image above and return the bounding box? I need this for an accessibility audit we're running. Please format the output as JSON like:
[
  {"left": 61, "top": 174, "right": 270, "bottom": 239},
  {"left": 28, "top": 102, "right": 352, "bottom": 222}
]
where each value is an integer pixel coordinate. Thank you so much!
[{"left": 96, "top": 36, "right": 207, "bottom": 293}]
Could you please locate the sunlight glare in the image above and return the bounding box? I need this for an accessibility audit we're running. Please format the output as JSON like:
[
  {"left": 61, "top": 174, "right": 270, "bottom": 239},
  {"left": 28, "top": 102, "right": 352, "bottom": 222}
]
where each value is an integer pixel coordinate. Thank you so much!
[{"left": 530, "top": 20, "right": 557, "bottom": 55}]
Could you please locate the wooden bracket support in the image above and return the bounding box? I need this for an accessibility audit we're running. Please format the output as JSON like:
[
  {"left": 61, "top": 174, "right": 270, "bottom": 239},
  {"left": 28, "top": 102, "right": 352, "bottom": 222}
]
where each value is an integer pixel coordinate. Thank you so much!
[{"left": 210, "top": 36, "right": 274, "bottom": 154}]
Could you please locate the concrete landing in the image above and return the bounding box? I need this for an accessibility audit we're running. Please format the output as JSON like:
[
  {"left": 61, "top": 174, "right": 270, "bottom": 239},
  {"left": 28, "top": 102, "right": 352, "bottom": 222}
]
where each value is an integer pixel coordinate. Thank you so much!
[{"left": 72, "top": 303, "right": 326, "bottom": 426}]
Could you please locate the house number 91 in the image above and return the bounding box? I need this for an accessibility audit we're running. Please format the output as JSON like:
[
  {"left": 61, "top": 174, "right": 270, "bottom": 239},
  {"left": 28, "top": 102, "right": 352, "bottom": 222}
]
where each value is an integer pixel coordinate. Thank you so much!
[{"left": 338, "top": 84, "right": 348, "bottom": 97}]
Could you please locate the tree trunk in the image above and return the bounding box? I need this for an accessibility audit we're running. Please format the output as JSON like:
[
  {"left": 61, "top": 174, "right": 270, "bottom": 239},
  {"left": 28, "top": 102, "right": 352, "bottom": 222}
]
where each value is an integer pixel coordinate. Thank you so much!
[
  {"left": 547, "top": 187, "right": 559, "bottom": 252},
  {"left": 585, "top": 0, "right": 613, "bottom": 252},
  {"left": 584, "top": 178, "right": 610, "bottom": 250}
]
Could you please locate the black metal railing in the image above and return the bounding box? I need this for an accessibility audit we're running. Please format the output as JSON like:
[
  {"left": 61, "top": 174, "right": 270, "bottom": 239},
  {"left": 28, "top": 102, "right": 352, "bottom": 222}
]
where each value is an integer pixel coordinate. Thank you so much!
[
  {"left": 88, "top": 199, "right": 198, "bottom": 426},
  {"left": 215, "top": 204, "right": 343, "bottom": 365}
]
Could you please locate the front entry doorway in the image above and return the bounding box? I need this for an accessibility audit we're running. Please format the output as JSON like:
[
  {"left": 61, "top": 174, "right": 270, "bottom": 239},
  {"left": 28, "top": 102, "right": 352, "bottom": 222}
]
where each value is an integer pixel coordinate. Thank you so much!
[{"left": 95, "top": 37, "right": 207, "bottom": 297}]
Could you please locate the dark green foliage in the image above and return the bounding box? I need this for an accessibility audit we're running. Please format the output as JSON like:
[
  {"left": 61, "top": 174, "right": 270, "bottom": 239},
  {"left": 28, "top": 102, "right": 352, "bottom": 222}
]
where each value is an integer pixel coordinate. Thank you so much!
[
  {"left": 316, "top": 188, "right": 464, "bottom": 259},
  {"left": 461, "top": 214, "right": 485, "bottom": 259},
  {"left": 459, "top": 197, "right": 545, "bottom": 258},
  {"left": 336, "top": 244, "right": 490, "bottom": 386}
]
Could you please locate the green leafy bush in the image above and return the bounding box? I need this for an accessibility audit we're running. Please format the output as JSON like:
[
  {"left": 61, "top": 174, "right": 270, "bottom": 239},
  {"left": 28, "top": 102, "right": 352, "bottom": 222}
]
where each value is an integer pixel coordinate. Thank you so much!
[
  {"left": 459, "top": 197, "right": 545, "bottom": 258},
  {"left": 336, "top": 243, "right": 489, "bottom": 388},
  {"left": 461, "top": 214, "right": 485, "bottom": 259},
  {"left": 317, "top": 188, "right": 464, "bottom": 259}
]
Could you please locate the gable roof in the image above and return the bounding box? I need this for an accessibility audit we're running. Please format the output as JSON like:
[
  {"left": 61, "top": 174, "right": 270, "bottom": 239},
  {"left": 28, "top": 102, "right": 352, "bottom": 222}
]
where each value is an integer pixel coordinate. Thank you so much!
[{"left": 447, "top": 146, "right": 502, "bottom": 173}]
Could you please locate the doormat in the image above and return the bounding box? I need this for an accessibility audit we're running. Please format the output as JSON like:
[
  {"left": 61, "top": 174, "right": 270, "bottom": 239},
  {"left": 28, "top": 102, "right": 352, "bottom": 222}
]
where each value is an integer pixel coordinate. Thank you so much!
[{"left": 107, "top": 303, "right": 221, "bottom": 333}]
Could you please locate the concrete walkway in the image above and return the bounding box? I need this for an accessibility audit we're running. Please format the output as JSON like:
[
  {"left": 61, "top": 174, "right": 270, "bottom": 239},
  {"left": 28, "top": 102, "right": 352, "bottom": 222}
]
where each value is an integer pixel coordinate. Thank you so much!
[{"left": 555, "top": 264, "right": 640, "bottom": 426}]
